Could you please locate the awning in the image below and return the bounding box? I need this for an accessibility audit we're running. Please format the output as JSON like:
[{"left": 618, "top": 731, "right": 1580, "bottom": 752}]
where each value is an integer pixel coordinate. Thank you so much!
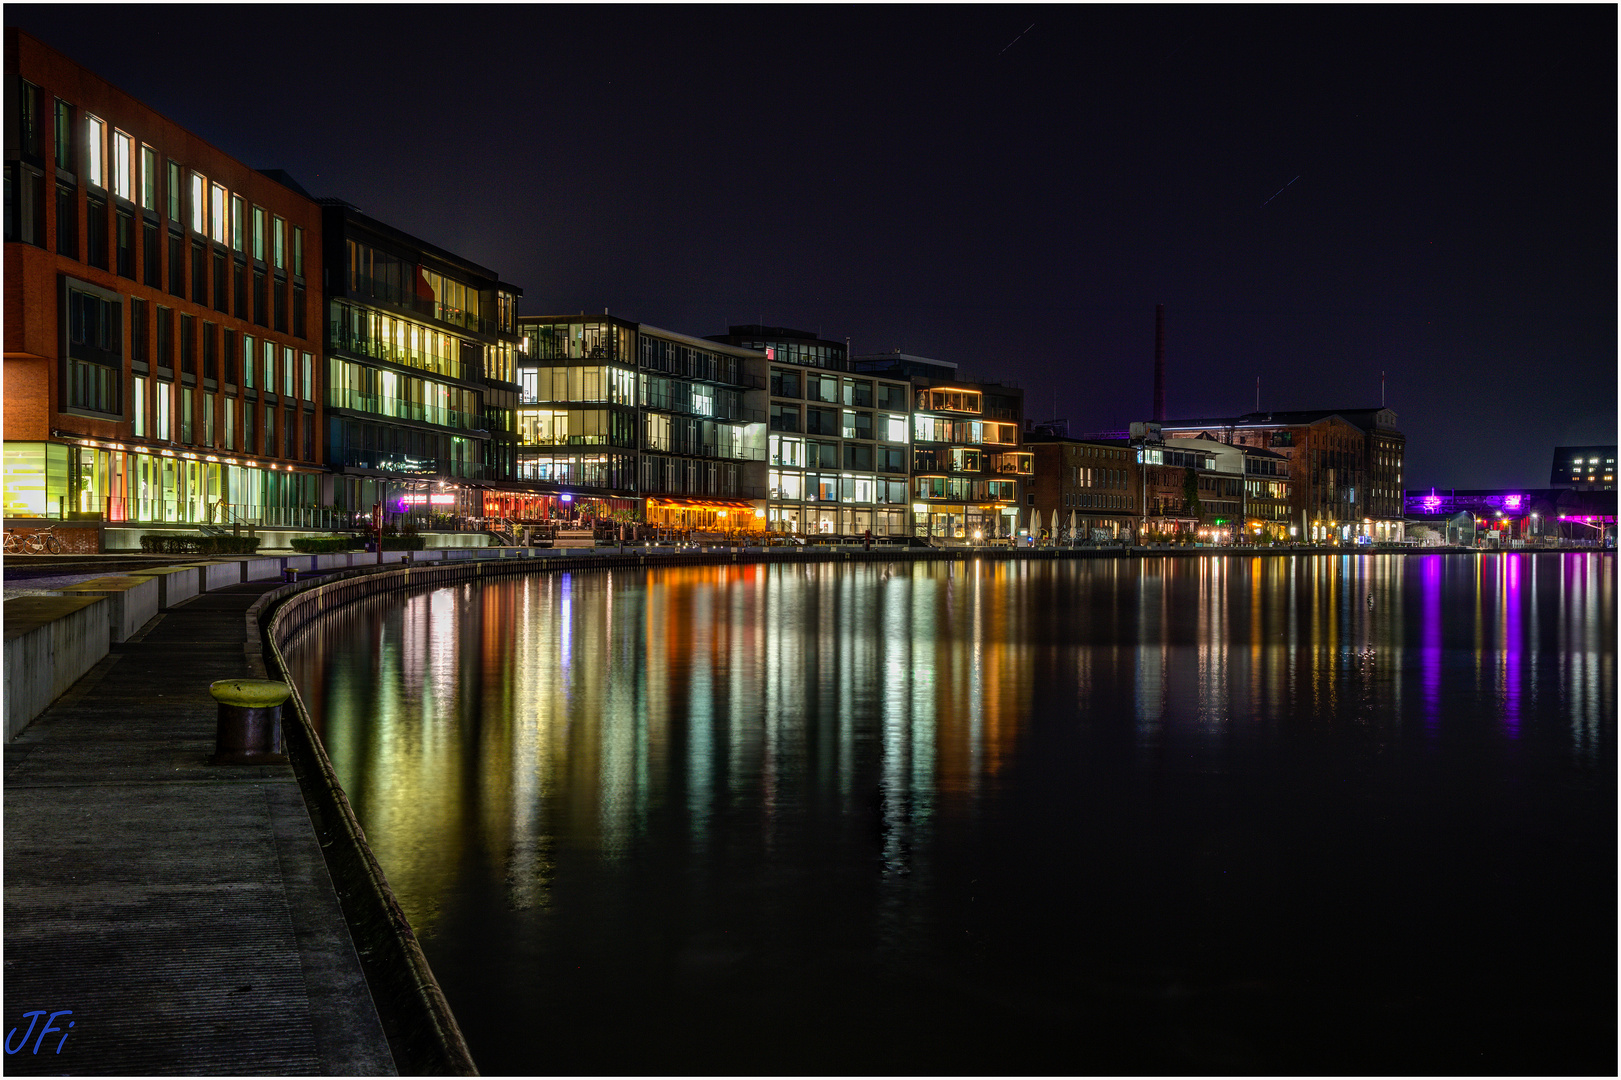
[{"left": 647, "top": 498, "right": 756, "bottom": 509}]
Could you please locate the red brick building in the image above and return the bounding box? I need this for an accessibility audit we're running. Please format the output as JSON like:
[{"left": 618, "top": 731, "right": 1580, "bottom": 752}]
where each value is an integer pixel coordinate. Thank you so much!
[
  {"left": 1024, "top": 433, "right": 1140, "bottom": 541},
  {"left": 5, "top": 29, "right": 325, "bottom": 542}
]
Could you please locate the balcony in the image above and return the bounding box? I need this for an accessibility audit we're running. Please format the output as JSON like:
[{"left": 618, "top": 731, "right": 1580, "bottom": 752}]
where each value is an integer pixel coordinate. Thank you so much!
[
  {"left": 329, "top": 326, "right": 469, "bottom": 382},
  {"left": 327, "top": 388, "right": 479, "bottom": 431},
  {"left": 349, "top": 273, "right": 497, "bottom": 335}
]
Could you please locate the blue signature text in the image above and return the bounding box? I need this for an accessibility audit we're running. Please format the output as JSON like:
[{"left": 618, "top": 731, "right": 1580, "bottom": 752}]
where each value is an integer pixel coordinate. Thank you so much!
[{"left": 6, "top": 1011, "right": 74, "bottom": 1055}]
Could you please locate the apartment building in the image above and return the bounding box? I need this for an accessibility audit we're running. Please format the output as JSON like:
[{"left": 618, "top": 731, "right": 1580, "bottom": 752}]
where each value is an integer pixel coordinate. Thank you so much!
[
  {"left": 4, "top": 28, "right": 324, "bottom": 537},
  {"left": 853, "top": 353, "right": 1027, "bottom": 541},
  {"left": 319, "top": 201, "right": 522, "bottom": 521},
  {"left": 709, "top": 326, "right": 912, "bottom": 537},
  {"left": 515, "top": 315, "right": 767, "bottom": 528}
]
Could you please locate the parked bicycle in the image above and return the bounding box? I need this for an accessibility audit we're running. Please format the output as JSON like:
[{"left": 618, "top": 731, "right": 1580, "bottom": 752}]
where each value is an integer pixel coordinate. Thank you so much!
[{"left": 8, "top": 526, "right": 66, "bottom": 554}]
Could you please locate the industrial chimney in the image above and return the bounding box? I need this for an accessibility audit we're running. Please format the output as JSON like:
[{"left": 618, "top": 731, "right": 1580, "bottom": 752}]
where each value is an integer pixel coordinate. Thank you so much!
[{"left": 1152, "top": 304, "right": 1166, "bottom": 424}]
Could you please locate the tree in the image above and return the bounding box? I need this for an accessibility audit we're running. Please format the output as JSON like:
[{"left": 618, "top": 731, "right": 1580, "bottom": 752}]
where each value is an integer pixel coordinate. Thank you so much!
[{"left": 1182, "top": 467, "right": 1203, "bottom": 519}]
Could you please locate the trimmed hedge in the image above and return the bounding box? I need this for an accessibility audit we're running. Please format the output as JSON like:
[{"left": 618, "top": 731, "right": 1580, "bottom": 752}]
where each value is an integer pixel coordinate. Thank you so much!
[
  {"left": 382, "top": 536, "right": 427, "bottom": 551},
  {"left": 140, "top": 534, "right": 262, "bottom": 555},
  {"left": 290, "top": 536, "right": 360, "bottom": 554}
]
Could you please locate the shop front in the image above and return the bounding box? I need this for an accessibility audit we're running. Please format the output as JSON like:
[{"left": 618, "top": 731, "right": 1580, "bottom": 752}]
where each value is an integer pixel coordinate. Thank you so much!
[
  {"left": 4, "top": 439, "right": 321, "bottom": 526},
  {"left": 646, "top": 497, "right": 763, "bottom": 532},
  {"left": 481, "top": 490, "right": 639, "bottom": 525}
]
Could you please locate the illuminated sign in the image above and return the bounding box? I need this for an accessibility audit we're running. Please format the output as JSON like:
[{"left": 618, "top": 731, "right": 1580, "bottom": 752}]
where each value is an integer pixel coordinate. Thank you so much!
[
  {"left": 766, "top": 347, "right": 775, "bottom": 360},
  {"left": 401, "top": 494, "right": 456, "bottom": 505},
  {"left": 560, "top": 493, "right": 573, "bottom": 502}
]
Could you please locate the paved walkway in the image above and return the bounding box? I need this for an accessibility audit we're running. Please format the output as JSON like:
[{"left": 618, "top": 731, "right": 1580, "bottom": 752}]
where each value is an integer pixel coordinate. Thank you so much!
[{"left": 4, "top": 581, "right": 396, "bottom": 1075}]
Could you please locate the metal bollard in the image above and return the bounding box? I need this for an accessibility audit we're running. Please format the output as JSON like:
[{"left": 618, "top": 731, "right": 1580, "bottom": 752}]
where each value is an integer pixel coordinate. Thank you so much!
[
  {"left": 282, "top": 567, "right": 300, "bottom": 584},
  {"left": 209, "top": 679, "right": 292, "bottom": 764}
]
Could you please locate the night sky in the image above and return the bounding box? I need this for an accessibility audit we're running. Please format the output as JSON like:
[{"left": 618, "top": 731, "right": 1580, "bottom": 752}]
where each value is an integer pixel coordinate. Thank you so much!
[{"left": 9, "top": 6, "right": 1615, "bottom": 489}]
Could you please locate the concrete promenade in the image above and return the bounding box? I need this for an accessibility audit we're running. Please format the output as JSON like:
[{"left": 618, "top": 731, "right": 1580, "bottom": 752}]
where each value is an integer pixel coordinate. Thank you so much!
[{"left": 3, "top": 579, "right": 396, "bottom": 1075}]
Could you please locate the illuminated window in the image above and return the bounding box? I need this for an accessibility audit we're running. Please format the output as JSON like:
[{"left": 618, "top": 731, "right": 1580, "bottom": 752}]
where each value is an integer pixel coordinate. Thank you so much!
[
  {"left": 282, "top": 346, "right": 295, "bottom": 397},
  {"left": 301, "top": 352, "right": 313, "bottom": 401},
  {"left": 230, "top": 196, "right": 244, "bottom": 254},
  {"left": 85, "top": 115, "right": 105, "bottom": 187},
  {"left": 243, "top": 335, "right": 255, "bottom": 388},
  {"left": 292, "top": 227, "right": 303, "bottom": 277},
  {"left": 189, "top": 173, "right": 206, "bottom": 233},
  {"left": 132, "top": 376, "right": 147, "bottom": 437},
  {"left": 272, "top": 216, "right": 284, "bottom": 269},
  {"left": 156, "top": 381, "right": 171, "bottom": 440},
  {"left": 166, "top": 160, "right": 180, "bottom": 221},
  {"left": 112, "top": 130, "right": 132, "bottom": 200},
  {"left": 252, "top": 207, "right": 265, "bottom": 261},
  {"left": 139, "top": 145, "right": 157, "bottom": 210},
  {"left": 209, "top": 183, "right": 226, "bottom": 243}
]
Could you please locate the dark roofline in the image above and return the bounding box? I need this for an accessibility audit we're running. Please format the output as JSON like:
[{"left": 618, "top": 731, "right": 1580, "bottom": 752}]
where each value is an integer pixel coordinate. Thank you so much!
[
  {"left": 323, "top": 202, "right": 516, "bottom": 290},
  {"left": 257, "top": 168, "right": 316, "bottom": 201},
  {"left": 710, "top": 325, "right": 845, "bottom": 348},
  {"left": 1024, "top": 433, "right": 1132, "bottom": 447}
]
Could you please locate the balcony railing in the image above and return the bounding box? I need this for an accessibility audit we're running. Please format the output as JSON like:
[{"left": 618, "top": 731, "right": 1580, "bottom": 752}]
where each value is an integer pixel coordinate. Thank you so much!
[
  {"left": 327, "top": 388, "right": 478, "bottom": 430},
  {"left": 349, "top": 273, "right": 497, "bottom": 335},
  {"left": 328, "top": 326, "right": 468, "bottom": 382}
]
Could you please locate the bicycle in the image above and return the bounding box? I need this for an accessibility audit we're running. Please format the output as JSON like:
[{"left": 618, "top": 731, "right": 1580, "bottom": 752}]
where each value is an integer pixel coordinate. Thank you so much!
[
  {"left": 23, "top": 526, "right": 64, "bottom": 554},
  {"left": 2, "top": 530, "right": 23, "bottom": 554}
]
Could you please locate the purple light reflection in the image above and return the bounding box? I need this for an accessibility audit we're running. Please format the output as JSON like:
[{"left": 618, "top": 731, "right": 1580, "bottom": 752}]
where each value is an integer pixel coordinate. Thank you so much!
[
  {"left": 1420, "top": 555, "right": 1442, "bottom": 736},
  {"left": 1502, "top": 556, "right": 1521, "bottom": 739}
]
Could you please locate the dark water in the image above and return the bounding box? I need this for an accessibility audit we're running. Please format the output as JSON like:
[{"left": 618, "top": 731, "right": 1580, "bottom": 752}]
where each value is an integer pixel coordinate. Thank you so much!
[{"left": 283, "top": 553, "right": 1616, "bottom": 1075}]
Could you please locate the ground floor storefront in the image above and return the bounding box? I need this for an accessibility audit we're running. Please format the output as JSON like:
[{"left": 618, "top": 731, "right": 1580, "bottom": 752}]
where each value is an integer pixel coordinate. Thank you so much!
[
  {"left": 3, "top": 440, "right": 325, "bottom": 527},
  {"left": 647, "top": 497, "right": 762, "bottom": 531},
  {"left": 765, "top": 503, "right": 910, "bottom": 536},
  {"left": 915, "top": 503, "right": 1021, "bottom": 542},
  {"left": 1308, "top": 518, "right": 1407, "bottom": 544}
]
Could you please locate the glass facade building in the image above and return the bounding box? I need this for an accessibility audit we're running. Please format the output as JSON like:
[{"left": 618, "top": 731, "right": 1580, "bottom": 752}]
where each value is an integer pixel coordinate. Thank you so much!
[
  {"left": 319, "top": 202, "right": 521, "bottom": 521},
  {"left": 708, "top": 327, "right": 912, "bottom": 538},
  {"left": 853, "top": 352, "right": 1027, "bottom": 541},
  {"left": 515, "top": 316, "right": 767, "bottom": 529}
]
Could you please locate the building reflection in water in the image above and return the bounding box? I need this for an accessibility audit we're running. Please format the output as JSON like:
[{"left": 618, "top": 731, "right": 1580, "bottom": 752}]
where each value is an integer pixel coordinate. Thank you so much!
[{"left": 281, "top": 552, "right": 1614, "bottom": 1074}]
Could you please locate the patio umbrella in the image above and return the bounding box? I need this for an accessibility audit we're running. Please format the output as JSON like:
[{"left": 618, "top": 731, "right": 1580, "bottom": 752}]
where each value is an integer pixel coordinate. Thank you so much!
[{"left": 1067, "top": 509, "right": 1078, "bottom": 544}]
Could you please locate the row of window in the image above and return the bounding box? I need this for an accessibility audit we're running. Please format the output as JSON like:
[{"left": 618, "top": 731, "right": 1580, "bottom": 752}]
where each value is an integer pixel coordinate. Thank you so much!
[
  {"left": 916, "top": 388, "right": 983, "bottom": 414},
  {"left": 346, "top": 239, "right": 500, "bottom": 335},
  {"left": 1060, "top": 493, "right": 1133, "bottom": 510},
  {"left": 129, "top": 376, "right": 314, "bottom": 462},
  {"left": 912, "top": 476, "right": 1019, "bottom": 502},
  {"left": 1064, "top": 466, "right": 1125, "bottom": 487},
  {"left": 912, "top": 416, "right": 1019, "bottom": 446},
  {"left": 768, "top": 370, "right": 906, "bottom": 409},
  {"left": 768, "top": 471, "right": 911, "bottom": 505},
  {"left": 327, "top": 419, "right": 480, "bottom": 479},
  {"left": 74, "top": 106, "right": 303, "bottom": 272},
  {"left": 329, "top": 299, "right": 467, "bottom": 381},
  {"left": 129, "top": 297, "right": 313, "bottom": 396},
  {"left": 914, "top": 448, "right": 1033, "bottom": 475},
  {"left": 327, "top": 358, "right": 480, "bottom": 431},
  {"left": 767, "top": 405, "right": 911, "bottom": 441},
  {"left": 769, "top": 435, "right": 907, "bottom": 473}
]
